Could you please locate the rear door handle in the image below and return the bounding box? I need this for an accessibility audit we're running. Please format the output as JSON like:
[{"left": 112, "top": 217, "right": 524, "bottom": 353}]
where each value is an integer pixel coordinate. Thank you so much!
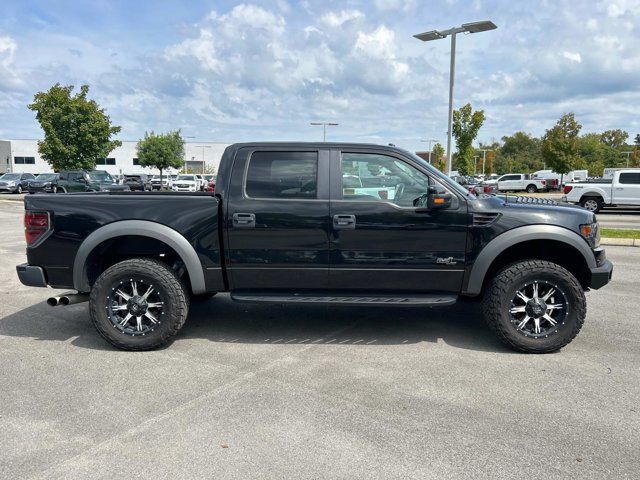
[
  {"left": 233, "top": 213, "right": 256, "bottom": 228},
  {"left": 333, "top": 214, "right": 356, "bottom": 230}
]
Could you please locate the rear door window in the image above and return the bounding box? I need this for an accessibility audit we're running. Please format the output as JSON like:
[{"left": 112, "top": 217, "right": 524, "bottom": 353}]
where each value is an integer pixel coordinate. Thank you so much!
[
  {"left": 619, "top": 173, "right": 640, "bottom": 184},
  {"left": 245, "top": 151, "right": 318, "bottom": 199}
]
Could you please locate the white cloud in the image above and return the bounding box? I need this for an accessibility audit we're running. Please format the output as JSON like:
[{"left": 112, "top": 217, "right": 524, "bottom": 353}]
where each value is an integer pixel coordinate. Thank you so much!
[
  {"left": 0, "top": 35, "right": 24, "bottom": 89},
  {"left": 320, "top": 9, "right": 363, "bottom": 27},
  {"left": 373, "top": 0, "right": 417, "bottom": 11},
  {"left": 603, "top": 0, "right": 640, "bottom": 17},
  {"left": 562, "top": 51, "right": 582, "bottom": 63},
  {"left": 0, "top": 35, "right": 17, "bottom": 67}
]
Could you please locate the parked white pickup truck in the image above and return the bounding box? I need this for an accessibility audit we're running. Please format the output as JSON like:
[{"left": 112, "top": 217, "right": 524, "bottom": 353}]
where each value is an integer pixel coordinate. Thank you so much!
[
  {"left": 495, "top": 174, "right": 548, "bottom": 193},
  {"left": 562, "top": 169, "right": 640, "bottom": 212}
]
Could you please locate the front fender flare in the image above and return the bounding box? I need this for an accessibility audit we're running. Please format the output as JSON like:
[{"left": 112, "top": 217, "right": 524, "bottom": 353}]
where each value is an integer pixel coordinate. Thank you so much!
[
  {"left": 463, "top": 225, "right": 596, "bottom": 296},
  {"left": 72, "top": 220, "right": 206, "bottom": 294}
]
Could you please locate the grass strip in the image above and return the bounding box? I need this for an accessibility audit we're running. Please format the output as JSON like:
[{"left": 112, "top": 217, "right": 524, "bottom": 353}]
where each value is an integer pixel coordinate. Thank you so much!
[{"left": 601, "top": 228, "right": 640, "bottom": 239}]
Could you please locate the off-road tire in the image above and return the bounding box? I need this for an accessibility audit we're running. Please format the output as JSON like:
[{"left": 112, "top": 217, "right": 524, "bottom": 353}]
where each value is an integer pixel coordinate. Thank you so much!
[
  {"left": 482, "top": 260, "right": 586, "bottom": 353},
  {"left": 89, "top": 258, "right": 189, "bottom": 350},
  {"left": 580, "top": 196, "right": 602, "bottom": 213}
]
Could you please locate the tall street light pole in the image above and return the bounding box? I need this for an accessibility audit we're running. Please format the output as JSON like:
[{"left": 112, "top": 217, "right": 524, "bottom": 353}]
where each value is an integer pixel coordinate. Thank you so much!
[
  {"left": 195, "top": 145, "right": 212, "bottom": 174},
  {"left": 420, "top": 138, "right": 439, "bottom": 163},
  {"left": 414, "top": 21, "right": 497, "bottom": 176},
  {"left": 310, "top": 122, "right": 339, "bottom": 142},
  {"left": 479, "top": 148, "right": 493, "bottom": 175}
]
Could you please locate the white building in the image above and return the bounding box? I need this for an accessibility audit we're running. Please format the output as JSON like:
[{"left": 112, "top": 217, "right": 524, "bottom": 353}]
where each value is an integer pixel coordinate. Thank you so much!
[{"left": 0, "top": 139, "right": 231, "bottom": 176}]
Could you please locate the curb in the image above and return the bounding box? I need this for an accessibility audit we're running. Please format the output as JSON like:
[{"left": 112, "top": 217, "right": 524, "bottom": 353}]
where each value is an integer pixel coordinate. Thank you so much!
[{"left": 601, "top": 237, "right": 640, "bottom": 247}]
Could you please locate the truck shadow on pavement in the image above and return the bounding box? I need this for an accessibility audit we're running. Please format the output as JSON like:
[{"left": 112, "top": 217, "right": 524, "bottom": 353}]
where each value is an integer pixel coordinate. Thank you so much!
[{"left": 0, "top": 294, "right": 515, "bottom": 353}]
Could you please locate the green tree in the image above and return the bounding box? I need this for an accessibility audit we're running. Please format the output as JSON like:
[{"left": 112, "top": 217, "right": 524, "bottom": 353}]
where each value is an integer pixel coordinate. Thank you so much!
[
  {"left": 431, "top": 142, "right": 446, "bottom": 172},
  {"left": 452, "top": 103, "right": 485, "bottom": 176},
  {"left": 28, "top": 84, "right": 121, "bottom": 171},
  {"left": 576, "top": 133, "right": 620, "bottom": 177},
  {"left": 600, "top": 129, "right": 628, "bottom": 149},
  {"left": 498, "top": 132, "right": 543, "bottom": 174},
  {"left": 136, "top": 131, "right": 185, "bottom": 186},
  {"left": 484, "top": 150, "right": 495, "bottom": 176},
  {"left": 541, "top": 113, "right": 582, "bottom": 184},
  {"left": 632, "top": 134, "right": 640, "bottom": 168}
]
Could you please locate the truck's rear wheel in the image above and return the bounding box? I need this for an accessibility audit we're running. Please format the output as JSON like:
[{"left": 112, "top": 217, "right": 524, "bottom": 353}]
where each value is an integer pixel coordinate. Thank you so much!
[
  {"left": 89, "top": 258, "right": 189, "bottom": 350},
  {"left": 580, "top": 196, "right": 602, "bottom": 213},
  {"left": 526, "top": 184, "right": 537, "bottom": 193},
  {"left": 482, "top": 260, "right": 586, "bottom": 353}
]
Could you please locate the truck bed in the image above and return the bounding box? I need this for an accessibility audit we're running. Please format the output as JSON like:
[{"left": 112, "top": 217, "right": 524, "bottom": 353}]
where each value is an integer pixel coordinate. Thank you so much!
[{"left": 24, "top": 192, "right": 224, "bottom": 292}]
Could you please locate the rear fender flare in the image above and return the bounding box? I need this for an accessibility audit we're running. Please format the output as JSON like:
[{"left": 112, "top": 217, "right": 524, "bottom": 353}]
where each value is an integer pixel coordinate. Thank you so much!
[
  {"left": 72, "top": 220, "right": 206, "bottom": 294},
  {"left": 463, "top": 225, "right": 595, "bottom": 296}
]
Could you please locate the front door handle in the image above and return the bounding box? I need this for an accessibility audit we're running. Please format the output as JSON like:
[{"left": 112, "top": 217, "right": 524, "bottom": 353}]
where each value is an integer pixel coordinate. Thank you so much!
[
  {"left": 333, "top": 214, "right": 356, "bottom": 230},
  {"left": 233, "top": 213, "right": 256, "bottom": 228}
]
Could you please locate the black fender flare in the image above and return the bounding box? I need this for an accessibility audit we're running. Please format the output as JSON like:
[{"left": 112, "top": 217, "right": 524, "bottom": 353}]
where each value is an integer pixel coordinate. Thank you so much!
[
  {"left": 463, "top": 225, "right": 595, "bottom": 295},
  {"left": 72, "top": 220, "right": 206, "bottom": 294}
]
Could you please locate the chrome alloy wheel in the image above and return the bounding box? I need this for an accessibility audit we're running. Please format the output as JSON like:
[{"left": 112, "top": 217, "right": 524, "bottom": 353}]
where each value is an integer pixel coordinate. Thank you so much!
[
  {"left": 509, "top": 280, "right": 568, "bottom": 338},
  {"left": 106, "top": 279, "right": 164, "bottom": 336},
  {"left": 583, "top": 199, "right": 599, "bottom": 211}
]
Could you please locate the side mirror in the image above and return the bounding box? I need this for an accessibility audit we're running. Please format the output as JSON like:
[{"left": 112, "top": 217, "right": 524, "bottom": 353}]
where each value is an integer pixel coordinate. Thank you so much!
[{"left": 427, "top": 186, "right": 452, "bottom": 209}]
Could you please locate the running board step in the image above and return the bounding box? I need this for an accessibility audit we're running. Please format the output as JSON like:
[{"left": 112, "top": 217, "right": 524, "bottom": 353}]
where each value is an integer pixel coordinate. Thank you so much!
[{"left": 230, "top": 293, "right": 457, "bottom": 306}]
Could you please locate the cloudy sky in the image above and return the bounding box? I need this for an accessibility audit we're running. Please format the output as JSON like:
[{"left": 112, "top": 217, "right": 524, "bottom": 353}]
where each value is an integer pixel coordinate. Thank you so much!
[{"left": 0, "top": 0, "right": 638, "bottom": 153}]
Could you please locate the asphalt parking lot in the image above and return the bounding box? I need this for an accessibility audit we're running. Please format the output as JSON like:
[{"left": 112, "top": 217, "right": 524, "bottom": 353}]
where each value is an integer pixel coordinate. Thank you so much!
[{"left": 1, "top": 199, "right": 639, "bottom": 479}]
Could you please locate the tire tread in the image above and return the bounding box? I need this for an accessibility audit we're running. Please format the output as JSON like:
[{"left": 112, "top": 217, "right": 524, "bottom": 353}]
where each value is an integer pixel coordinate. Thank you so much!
[
  {"left": 482, "top": 260, "right": 586, "bottom": 353},
  {"left": 89, "top": 258, "right": 189, "bottom": 351}
]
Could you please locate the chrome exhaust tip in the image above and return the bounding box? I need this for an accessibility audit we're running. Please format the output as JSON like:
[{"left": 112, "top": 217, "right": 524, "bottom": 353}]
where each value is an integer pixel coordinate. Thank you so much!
[
  {"left": 46, "top": 296, "right": 61, "bottom": 306},
  {"left": 46, "top": 292, "right": 89, "bottom": 306}
]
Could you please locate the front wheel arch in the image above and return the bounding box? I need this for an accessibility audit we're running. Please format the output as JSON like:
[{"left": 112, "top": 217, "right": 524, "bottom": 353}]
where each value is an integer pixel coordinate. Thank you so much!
[{"left": 463, "top": 226, "right": 595, "bottom": 296}]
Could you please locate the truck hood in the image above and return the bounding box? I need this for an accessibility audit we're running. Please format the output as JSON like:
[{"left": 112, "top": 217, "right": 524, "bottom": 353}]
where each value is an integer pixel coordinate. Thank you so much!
[{"left": 474, "top": 194, "right": 596, "bottom": 225}]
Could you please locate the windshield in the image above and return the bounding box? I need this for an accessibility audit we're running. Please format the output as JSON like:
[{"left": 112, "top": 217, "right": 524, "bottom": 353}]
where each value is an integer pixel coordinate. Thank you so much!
[
  {"left": 88, "top": 171, "right": 113, "bottom": 182},
  {"left": 36, "top": 174, "right": 57, "bottom": 180},
  {"left": 407, "top": 152, "right": 473, "bottom": 198},
  {"left": 176, "top": 175, "right": 195, "bottom": 181},
  {"left": 1, "top": 173, "right": 20, "bottom": 180}
]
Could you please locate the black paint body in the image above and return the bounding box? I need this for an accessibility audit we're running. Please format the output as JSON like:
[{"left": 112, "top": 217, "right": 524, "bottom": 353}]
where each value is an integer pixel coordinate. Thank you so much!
[{"left": 22, "top": 143, "right": 606, "bottom": 296}]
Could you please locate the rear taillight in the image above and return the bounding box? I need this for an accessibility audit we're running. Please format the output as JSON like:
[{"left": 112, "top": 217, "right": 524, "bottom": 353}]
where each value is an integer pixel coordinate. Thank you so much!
[
  {"left": 563, "top": 185, "right": 573, "bottom": 194},
  {"left": 24, "top": 211, "right": 50, "bottom": 245},
  {"left": 378, "top": 190, "right": 388, "bottom": 200},
  {"left": 541, "top": 180, "right": 546, "bottom": 185},
  {"left": 484, "top": 185, "right": 490, "bottom": 193}
]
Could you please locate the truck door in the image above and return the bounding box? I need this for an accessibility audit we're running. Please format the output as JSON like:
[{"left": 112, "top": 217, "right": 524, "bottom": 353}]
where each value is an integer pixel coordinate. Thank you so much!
[
  {"left": 329, "top": 149, "right": 468, "bottom": 293},
  {"left": 498, "top": 174, "right": 518, "bottom": 191},
  {"left": 225, "top": 147, "right": 331, "bottom": 290},
  {"left": 615, "top": 172, "right": 640, "bottom": 205}
]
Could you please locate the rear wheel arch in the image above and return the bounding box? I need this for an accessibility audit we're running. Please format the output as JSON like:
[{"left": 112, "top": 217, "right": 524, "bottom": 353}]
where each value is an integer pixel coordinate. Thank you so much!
[
  {"left": 73, "top": 220, "right": 206, "bottom": 295},
  {"left": 463, "top": 226, "right": 595, "bottom": 296}
]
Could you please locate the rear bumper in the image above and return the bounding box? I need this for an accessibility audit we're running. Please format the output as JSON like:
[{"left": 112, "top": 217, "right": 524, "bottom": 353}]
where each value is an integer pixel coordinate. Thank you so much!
[
  {"left": 589, "top": 259, "right": 613, "bottom": 290},
  {"left": 16, "top": 263, "right": 47, "bottom": 287}
]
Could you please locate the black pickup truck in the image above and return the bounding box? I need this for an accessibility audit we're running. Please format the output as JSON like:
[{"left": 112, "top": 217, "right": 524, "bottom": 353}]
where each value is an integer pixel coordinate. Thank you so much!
[{"left": 17, "top": 143, "right": 613, "bottom": 353}]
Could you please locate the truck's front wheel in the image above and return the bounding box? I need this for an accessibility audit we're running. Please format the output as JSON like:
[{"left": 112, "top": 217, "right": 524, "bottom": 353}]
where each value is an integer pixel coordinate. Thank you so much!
[
  {"left": 482, "top": 260, "right": 586, "bottom": 353},
  {"left": 89, "top": 258, "right": 189, "bottom": 350}
]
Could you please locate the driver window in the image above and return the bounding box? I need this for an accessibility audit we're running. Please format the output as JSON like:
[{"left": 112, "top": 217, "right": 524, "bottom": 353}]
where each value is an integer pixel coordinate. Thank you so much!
[{"left": 341, "top": 153, "right": 430, "bottom": 207}]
